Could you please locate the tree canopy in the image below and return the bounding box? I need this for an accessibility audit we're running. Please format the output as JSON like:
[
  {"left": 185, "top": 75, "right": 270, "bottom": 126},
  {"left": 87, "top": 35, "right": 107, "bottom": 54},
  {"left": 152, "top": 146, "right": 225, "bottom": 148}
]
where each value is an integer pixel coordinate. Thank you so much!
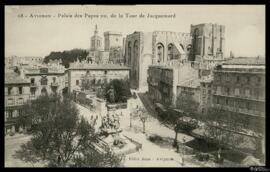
[
  {"left": 104, "top": 79, "right": 132, "bottom": 103},
  {"left": 16, "top": 94, "right": 122, "bottom": 167},
  {"left": 176, "top": 92, "right": 199, "bottom": 115},
  {"left": 203, "top": 106, "right": 246, "bottom": 151},
  {"left": 43, "top": 49, "right": 89, "bottom": 68}
]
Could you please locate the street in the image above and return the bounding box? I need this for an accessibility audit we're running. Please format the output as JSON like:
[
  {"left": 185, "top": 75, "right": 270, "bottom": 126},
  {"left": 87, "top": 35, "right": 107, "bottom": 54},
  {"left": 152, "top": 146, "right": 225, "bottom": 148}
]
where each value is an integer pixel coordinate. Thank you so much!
[
  {"left": 5, "top": 134, "right": 46, "bottom": 167},
  {"left": 5, "top": 93, "right": 235, "bottom": 167}
]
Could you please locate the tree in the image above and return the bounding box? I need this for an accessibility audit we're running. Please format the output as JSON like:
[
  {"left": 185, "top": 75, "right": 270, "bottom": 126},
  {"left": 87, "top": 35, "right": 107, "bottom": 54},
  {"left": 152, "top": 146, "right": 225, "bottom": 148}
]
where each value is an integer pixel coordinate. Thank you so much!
[
  {"left": 173, "top": 120, "right": 181, "bottom": 147},
  {"left": 16, "top": 94, "right": 121, "bottom": 167},
  {"left": 71, "top": 147, "right": 123, "bottom": 167},
  {"left": 81, "top": 79, "right": 92, "bottom": 91},
  {"left": 176, "top": 92, "right": 199, "bottom": 117},
  {"left": 105, "top": 79, "right": 132, "bottom": 103},
  {"left": 133, "top": 107, "right": 149, "bottom": 134},
  {"left": 43, "top": 49, "right": 89, "bottom": 68},
  {"left": 203, "top": 106, "right": 245, "bottom": 159}
]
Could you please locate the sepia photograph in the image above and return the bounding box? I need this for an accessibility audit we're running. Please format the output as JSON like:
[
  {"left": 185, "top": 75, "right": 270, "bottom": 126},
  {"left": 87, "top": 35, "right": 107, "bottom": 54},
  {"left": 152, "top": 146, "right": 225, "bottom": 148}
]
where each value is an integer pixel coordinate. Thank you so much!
[{"left": 4, "top": 5, "right": 266, "bottom": 167}]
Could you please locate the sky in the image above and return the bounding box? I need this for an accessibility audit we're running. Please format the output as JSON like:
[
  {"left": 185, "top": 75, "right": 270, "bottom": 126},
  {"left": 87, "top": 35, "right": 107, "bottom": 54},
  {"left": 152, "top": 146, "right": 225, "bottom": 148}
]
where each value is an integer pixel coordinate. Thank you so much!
[{"left": 5, "top": 5, "right": 265, "bottom": 58}]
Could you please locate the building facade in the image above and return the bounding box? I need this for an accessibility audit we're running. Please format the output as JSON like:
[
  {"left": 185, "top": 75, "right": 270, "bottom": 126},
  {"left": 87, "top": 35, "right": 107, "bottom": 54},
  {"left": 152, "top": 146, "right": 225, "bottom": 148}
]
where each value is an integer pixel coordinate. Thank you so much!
[
  {"left": 5, "top": 56, "right": 43, "bottom": 69},
  {"left": 199, "top": 76, "right": 213, "bottom": 114},
  {"left": 190, "top": 23, "right": 225, "bottom": 61},
  {"left": 212, "top": 57, "right": 265, "bottom": 133},
  {"left": 104, "top": 31, "right": 123, "bottom": 51},
  {"left": 177, "top": 78, "right": 201, "bottom": 105},
  {"left": 104, "top": 31, "right": 124, "bottom": 64},
  {"left": 125, "top": 31, "right": 191, "bottom": 91},
  {"left": 152, "top": 31, "right": 191, "bottom": 64},
  {"left": 67, "top": 62, "right": 130, "bottom": 94},
  {"left": 22, "top": 65, "right": 66, "bottom": 99},
  {"left": 148, "top": 62, "right": 198, "bottom": 108},
  {"left": 5, "top": 71, "right": 30, "bottom": 134}
]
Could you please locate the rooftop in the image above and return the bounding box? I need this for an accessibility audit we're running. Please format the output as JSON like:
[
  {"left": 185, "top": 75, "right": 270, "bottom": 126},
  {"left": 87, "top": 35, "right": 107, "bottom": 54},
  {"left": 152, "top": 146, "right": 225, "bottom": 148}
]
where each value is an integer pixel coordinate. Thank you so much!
[
  {"left": 223, "top": 57, "right": 265, "bottom": 65},
  {"left": 69, "top": 64, "right": 130, "bottom": 70},
  {"left": 104, "top": 31, "right": 122, "bottom": 35},
  {"left": 178, "top": 78, "right": 200, "bottom": 88},
  {"left": 24, "top": 66, "right": 65, "bottom": 74},
  {"left": 5, "top": 72, "right": 29, "bottom": 84}
]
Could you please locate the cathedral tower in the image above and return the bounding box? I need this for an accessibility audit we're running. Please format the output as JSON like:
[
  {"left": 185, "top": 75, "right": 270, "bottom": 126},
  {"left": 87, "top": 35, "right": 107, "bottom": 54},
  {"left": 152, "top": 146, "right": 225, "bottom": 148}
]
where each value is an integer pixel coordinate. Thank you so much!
[{"left": 90, "top": 24, "right": 103, "bottom": 51}]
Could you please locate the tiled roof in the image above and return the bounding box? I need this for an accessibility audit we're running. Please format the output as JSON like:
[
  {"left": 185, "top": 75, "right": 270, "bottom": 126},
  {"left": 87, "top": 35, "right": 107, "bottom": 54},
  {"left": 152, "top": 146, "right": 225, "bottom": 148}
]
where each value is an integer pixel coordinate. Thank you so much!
[
  {"left": 223, "top": 57, "right": 265, "bottom": 65},
  {"left": 5, "top": 72, "right": 29, "bottom": 84}
]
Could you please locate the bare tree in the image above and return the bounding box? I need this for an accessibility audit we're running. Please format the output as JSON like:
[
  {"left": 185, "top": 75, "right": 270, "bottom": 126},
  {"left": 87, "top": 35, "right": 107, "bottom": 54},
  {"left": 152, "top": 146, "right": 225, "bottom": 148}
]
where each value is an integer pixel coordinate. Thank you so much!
[
  {"left": 176, "top": 92, "right": 199, "bottom": 117},
  {"left": 203, "top": 106, "right": 246, "bottom": 161},
  {"left": 132, "top": 107, "right": 149, "bottom": 134}
]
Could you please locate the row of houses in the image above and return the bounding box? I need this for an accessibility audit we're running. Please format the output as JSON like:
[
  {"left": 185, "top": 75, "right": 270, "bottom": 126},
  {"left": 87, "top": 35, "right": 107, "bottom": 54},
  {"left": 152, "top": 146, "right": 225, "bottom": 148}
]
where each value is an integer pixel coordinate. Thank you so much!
[
  {"left": 4, "top": 61, "right": 130, "bottom": 135},
  {"left": 147, "top": 57, "right": 265, "bottom": 133}
]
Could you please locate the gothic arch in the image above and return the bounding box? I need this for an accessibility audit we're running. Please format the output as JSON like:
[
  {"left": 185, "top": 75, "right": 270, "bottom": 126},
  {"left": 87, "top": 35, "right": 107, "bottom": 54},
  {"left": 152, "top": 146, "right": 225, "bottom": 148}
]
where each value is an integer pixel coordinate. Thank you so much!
[
  {"left": 187, "top": 44, "right": 192, "bottom": 51},
  {"left": 127, "top": 41, "right": 132, "bottom": 65},
  {"left": 167, "top": 43, "right": 174, "bottom": 60},
  {"left": 193, "top": 28, "right": 200, "bottom": 58},
  {"left": 156, "top": 42, "right": 165, "bottom": 63},
  {"left": 133, "top": 40, "right": 139, "bottom": 80},
  {"left": 41, "top": 87, "right": 48, "bottom": 96}
]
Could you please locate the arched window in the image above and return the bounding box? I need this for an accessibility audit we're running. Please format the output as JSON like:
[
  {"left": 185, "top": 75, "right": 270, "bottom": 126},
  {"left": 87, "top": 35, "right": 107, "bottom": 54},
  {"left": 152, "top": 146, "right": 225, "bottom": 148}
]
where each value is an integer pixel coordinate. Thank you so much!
[
  {"left": 186, "top": 44, "right": 192, "bottom": 52},
  {"left": 168, "top": 43, "right": 174, "bottom": 60},
  {"left": 127, "top": 42, "right": 132, "bottom": 65},
  {"left": 156, "top": 43, "right": 164, "bottom": 63},
  {"left": 133, "top": 40, "right": 139, "bottom": 66},
  {"left": 192, "top": 28, "right": 200, "bottom": 59},
  {"left": 41, "top": 88, "right": 48, "bottom": 96}
]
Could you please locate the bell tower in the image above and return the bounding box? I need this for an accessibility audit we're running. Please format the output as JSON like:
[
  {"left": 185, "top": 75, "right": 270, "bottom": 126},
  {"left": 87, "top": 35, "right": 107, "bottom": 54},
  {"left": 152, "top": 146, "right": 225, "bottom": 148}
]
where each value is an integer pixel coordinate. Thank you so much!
[{"left": 90, "top": 24, "right": 102, "bottom": 51}]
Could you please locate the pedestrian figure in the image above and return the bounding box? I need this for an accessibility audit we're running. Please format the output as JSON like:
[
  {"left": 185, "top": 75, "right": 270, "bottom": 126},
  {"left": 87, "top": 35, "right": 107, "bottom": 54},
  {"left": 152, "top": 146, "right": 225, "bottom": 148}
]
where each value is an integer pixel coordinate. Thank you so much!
[{"left": 176, "top": 142, "right": 180, "bottom": 153}]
